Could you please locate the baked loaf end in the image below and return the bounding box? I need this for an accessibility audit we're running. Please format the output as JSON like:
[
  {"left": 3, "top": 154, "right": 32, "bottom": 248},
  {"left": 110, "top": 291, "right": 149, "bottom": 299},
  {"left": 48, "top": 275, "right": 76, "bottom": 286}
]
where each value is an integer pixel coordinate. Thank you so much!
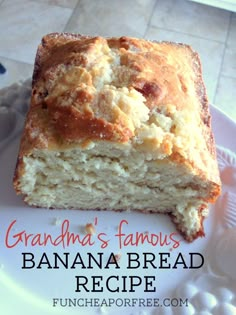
[{"left": 13, "top": 33, "right": 221, "bottom": 241}]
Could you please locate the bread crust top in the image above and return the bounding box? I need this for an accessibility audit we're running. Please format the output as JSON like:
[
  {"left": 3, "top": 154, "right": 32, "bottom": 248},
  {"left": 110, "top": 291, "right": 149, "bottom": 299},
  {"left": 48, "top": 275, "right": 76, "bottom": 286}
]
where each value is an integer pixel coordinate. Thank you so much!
[{"left": 15, "top": 33, "right": 221, "bottom": 200}]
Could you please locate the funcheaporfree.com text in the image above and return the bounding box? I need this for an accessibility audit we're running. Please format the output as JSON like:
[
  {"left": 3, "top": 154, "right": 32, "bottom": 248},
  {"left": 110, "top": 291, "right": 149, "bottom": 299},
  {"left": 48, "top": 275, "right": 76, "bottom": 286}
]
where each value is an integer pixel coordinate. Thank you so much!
[
  {"left": 52, "top": 297, "right": 189, "bottom": 308},
  {"left": 21, "top": 251, "right": 204, "bottom": 293}
]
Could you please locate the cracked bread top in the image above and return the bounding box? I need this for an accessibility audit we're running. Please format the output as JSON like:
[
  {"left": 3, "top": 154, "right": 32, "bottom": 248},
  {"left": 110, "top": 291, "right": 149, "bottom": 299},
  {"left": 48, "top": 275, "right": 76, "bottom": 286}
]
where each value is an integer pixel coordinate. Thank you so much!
[{"left": 15, "top": 33, "right": 221, "bottom": 201}]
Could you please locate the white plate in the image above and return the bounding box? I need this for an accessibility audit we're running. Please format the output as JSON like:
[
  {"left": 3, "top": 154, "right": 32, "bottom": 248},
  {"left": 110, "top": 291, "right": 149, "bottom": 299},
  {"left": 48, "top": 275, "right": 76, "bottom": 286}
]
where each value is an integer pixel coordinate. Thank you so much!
[{"left": 0, "top": 82, "right": 236, "bottom": 315}]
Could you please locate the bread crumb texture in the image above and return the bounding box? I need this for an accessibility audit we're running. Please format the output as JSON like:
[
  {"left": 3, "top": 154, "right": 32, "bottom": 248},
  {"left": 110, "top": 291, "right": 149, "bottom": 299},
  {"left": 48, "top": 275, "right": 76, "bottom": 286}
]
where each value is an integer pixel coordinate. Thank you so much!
[
  {"left": 85, "top": 223, "right": 96, "bottom": 235},
  {"left": 14, "top": 34, "right": 221, "bottom": 241}
]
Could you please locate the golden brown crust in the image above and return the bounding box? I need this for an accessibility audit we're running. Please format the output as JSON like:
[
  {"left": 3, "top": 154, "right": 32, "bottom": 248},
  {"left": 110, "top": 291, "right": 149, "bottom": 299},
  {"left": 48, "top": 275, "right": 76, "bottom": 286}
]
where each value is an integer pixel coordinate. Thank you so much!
[
  {"left": 31, "top": 35, "right": 200, "bottom": 144},
  {"left": 22, "top": 34, "right": 216, "bottom": 145}
]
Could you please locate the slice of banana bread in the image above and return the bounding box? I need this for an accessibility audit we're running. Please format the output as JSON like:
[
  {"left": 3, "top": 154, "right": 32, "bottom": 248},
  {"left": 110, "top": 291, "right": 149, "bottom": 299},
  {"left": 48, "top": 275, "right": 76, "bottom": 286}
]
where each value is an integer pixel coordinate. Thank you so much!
[{"left": 13, "top": 33, "right": 221, "bottom": 241}]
